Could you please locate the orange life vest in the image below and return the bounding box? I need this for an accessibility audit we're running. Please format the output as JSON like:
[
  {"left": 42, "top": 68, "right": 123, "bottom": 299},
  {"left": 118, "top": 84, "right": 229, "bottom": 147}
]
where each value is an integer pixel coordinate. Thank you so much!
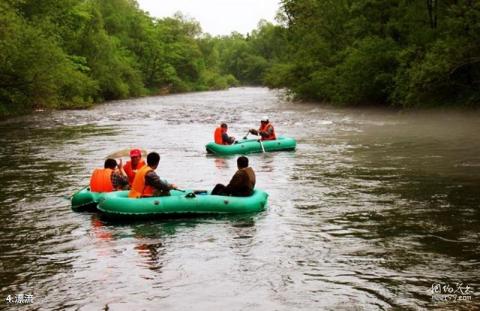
[
  {"left": 259, "top": 123, "right": 276, "bottom": 140},
  {"left": 89, "top": 168, "right": 114, "bottom": 192},
  {"left": 124, "top": 159, "right": 146, "bottom": 185},
  {"left": 214, "top": 127, "right": 225, "bottom": 144},
  {"left": 128, "top": 165, "right": 155, "bottom": 198}
]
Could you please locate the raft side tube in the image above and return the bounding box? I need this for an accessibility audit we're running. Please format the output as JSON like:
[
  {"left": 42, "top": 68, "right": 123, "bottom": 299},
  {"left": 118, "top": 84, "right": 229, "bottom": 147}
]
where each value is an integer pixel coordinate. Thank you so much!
[
  {"left": 97, "top": 189, "right": 268, "bottom": 218},
  {"left": 206, "top": 136, "right": 296, "bottom": 155}
]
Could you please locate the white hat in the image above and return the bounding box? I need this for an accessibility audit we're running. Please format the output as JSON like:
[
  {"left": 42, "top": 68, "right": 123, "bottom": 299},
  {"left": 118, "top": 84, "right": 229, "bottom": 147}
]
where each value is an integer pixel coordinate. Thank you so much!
[{"left": 261, "top": 116, "right": 269, "bottom": 122}]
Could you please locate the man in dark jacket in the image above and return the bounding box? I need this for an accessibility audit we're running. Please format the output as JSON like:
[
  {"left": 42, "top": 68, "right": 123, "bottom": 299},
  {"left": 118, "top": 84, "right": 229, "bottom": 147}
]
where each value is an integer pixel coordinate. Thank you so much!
[
  {"left": 212, "top": 156, "right": 256, "bottom": 196},
  {"left": 128, "top": 152, "right": 177, "bottom": 198}
]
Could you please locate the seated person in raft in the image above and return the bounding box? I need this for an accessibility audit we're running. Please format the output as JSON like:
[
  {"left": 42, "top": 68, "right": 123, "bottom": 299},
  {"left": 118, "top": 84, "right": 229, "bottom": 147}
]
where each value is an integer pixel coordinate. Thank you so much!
[
  {"left": 90, "top": 158, "right": 129, "bottom": 192},
  {"left": 249, "top": 116, "right": 276, "bottom": 141},
  {"left": 124, "top": 148, "right": 146, "bottom": 186},
  {"left": 211, "top": 156, "right": 256, "bottom": 197},
  {"left": 214, "top": 122, "right": 235, "bottom": 145},
  {"left": 128, "top": 152, "right": 177, "bottom": 198}
]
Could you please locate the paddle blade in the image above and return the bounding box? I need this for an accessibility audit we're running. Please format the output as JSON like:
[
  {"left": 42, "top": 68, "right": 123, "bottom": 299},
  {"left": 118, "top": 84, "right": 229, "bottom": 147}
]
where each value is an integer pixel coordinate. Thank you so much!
[
  {"left": 106, "top": 148, "right": 148, "bottom": 159},
  {"left": 258, "top": 140, "right": 265, "bottom": 153}
]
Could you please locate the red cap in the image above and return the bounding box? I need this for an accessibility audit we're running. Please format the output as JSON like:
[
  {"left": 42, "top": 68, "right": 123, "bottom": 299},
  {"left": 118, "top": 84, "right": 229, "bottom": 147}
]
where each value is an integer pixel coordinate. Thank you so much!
[{"left": 130, "top": 149, "right": 141, "bottom": 157}]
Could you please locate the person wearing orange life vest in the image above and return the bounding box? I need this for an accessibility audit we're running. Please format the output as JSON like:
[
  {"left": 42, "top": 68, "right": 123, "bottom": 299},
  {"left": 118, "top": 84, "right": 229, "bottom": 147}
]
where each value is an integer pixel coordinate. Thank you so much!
[
  {"left": 128, "top": 152, "right": 177, "bottom": 198},
  {"left": 124, "top": 149, "right": 146, "bottom": 185},
  {"left": 214, "top": 123, "right": 235, "bottom": 145},
  {"left": 90, "top": 158, "right": 128, "bottom": 192},
  {"left": 249, "top": 116, "right": 276, "bottom": 141}
]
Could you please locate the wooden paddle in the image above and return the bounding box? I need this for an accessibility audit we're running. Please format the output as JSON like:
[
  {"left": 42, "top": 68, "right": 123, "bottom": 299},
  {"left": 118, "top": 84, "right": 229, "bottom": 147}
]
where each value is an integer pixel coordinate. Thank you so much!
[
  {"left": 105, "top": 148, "right": 148, "bottom": 159},
  {"left": 258, "top": 139, "right": 266, "bottom": 153},
  {"left": 248, "top": 129, "right": 265, "bottom": 152}
]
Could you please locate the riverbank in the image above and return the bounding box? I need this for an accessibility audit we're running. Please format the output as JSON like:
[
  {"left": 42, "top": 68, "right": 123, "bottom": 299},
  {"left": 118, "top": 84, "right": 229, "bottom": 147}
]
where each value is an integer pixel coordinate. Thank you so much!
[{"left": 4, "top": 84, "right": 480, "bottom": 122}]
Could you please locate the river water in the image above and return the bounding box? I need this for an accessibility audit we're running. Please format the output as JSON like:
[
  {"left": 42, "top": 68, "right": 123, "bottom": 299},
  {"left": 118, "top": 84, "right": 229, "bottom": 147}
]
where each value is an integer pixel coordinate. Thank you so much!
[{"left": 0, "top": 87, "right": 479, "bottom": 310}]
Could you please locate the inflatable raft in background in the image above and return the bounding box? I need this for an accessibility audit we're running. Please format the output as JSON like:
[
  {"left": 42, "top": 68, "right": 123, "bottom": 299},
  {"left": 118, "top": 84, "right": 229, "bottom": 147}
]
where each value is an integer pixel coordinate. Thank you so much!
[
  {"left": 71, "top": 187, "right": 106, "bottom": 212},
  {"left": 206, "top": 136, "right": 296, "bottom": 155},
  {"left": 97, "top": 189, "right": 268, "bottom": 218}
]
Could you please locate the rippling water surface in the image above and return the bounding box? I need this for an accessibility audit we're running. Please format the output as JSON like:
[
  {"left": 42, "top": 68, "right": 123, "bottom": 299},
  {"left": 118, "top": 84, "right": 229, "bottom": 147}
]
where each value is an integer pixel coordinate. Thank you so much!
[{"left": 0, "top": 88, "right": 479, "bottom": 310}]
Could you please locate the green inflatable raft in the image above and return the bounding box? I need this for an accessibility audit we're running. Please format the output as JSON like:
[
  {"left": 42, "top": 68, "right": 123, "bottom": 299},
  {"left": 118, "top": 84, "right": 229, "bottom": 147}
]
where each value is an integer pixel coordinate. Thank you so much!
[
  {"left": 205, "top": 136, "right": 296, "bottom": 155},
  {"left": 97, "top": 189, "right": 268, "bottom": 218},
  {"left": 71, "top": 187, "right": 106, "bottom": 212}
]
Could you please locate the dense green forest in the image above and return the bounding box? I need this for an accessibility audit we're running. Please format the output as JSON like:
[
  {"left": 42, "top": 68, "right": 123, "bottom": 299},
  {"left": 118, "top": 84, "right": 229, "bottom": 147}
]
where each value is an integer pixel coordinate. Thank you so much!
[
  {"left": 0, "top": 0, "right": 238, "bottom": 118},
  {"left": 229, "top": 0, "right": 480, "bottom": 107},
  {"left": 1, "top": 0, "right": 479, "bottom": 118}
]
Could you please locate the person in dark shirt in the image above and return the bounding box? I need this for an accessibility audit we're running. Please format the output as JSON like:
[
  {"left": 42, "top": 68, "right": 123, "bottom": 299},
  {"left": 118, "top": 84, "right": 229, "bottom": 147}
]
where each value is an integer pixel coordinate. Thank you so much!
[
  {"left": 111, "top": 159, "right": 129, "bottom": 190},
  {"left": 90, "top": 158, "right": 128, "bottom": 192},
  {"left": 128, "top": 152, "right": 177, "bottom": 198},
  {"left": 214, "top": 123, "right": 235, "bottom": 145},
  {"left": 211, "top": 156, "right": 256, "bottom": 196}
]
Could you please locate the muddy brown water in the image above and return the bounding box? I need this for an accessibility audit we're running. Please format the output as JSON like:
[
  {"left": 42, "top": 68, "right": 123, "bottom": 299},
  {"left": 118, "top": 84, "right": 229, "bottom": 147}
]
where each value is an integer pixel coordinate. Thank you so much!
[{"left": 0, "top": 87, "right": 479, "bottom": 310}]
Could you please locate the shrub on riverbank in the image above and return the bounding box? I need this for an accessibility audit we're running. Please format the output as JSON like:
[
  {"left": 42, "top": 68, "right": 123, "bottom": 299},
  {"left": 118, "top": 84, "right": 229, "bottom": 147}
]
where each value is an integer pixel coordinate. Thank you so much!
[
  {"left": 0, "top": 1, "right": 236, "bottom": 119},
  {"left": 217, "top": 1, "right": 480, "bottom": 108},
  {"left": 3, "top": 0, "right": 478, "bottom": 118}
]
